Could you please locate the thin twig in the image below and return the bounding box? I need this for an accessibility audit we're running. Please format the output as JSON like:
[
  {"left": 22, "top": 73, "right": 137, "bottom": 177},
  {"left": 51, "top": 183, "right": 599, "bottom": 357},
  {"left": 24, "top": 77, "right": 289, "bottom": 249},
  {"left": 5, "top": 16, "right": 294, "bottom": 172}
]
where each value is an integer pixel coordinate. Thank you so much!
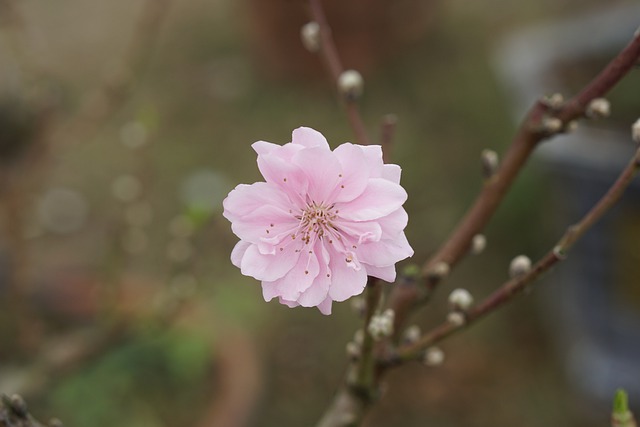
[
  {"left": 389, "top": 29, "right": 640, "bottom": 333},
  {"left": 308, "top": 0, "right": 370, "bottom": 146},
  {"left": 379, "top": 114, "right": 398, "bottom": 163},
  {"left": 392, "top": 146, "right": 640, "bottom": 362}
]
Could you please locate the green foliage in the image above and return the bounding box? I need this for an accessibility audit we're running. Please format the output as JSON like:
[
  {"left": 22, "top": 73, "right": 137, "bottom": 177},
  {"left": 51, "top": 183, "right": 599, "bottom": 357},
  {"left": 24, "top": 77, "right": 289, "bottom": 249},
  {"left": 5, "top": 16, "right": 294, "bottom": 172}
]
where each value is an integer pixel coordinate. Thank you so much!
[{"left": 50, "top": 330, "right": 212, "bottom": 427}]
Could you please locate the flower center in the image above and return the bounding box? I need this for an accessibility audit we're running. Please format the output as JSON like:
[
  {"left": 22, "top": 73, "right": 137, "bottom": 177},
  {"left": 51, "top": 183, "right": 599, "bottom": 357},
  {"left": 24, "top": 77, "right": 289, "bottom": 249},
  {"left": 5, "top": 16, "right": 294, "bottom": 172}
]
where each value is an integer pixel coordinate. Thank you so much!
[{"left": 297, "top": 202, "right": 337, "bottom": 244}]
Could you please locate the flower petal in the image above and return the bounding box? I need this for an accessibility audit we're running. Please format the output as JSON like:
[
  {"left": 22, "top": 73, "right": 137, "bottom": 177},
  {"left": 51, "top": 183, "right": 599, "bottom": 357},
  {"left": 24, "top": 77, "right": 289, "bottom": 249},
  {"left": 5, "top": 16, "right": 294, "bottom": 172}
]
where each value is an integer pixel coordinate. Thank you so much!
[
  {"left": 377, "top": 208, "right": 409, "bottom": 239},
  {"left": 262, "top": 246, "right": 321, "bottom": 300},
  {"left": 317, "top": 297, "right": 333, "bottom": 315},
  {"left": 336, "top": 178, "right": 407, "bottom": 221},
  {"left": 332, "top": 143, "right": 371, "bottom": 203},
  {"left": 292, "top": 127, "right": 330, "bottom": 149},
  {"left": 381, "top": 164, "right": 402, "bottom": 184},
  {"left": 223, "top": 182, "right": 291, "bottom": 222},
  {"left": 364, "top": 263, "right": 396, "bottom": 283},
  {"left": 297, "top": 242, "right": 331, "bottom": 307},
  {"left": 230, "top": 204, "right": 298, "bottom": 247},
  {"left": 327, "top": 245, "right": 368, "bottom": 302},
  {"left": 231, "top": 241, "right": 251, "bottom": 268},
  {"left": 292, "top": 146, "right": 342, "bottom": 204},
  {"left": 240, "top": 242, "right": 301, "bottom": 282},
  {"left": 357, "top": 233, "right": 414, "bottom": 267},
  {"left": 256, "top": 152, "right": 308, "bottom": 207}
]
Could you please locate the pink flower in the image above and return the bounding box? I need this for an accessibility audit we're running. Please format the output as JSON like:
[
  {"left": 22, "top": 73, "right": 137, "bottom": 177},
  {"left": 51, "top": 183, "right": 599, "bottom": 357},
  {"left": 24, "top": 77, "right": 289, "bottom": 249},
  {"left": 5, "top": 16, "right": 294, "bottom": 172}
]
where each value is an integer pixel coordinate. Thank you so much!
[{"left": 223, "top": 127, "right": 413, "bottom": 315}]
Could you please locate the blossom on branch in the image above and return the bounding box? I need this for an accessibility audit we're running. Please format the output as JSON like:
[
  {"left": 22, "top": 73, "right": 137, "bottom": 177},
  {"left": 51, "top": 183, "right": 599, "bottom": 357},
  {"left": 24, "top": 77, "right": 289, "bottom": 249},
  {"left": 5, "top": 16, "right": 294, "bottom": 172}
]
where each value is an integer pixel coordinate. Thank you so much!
[{"left": 223, "top": 127, "right": 413, "bottom": 314}]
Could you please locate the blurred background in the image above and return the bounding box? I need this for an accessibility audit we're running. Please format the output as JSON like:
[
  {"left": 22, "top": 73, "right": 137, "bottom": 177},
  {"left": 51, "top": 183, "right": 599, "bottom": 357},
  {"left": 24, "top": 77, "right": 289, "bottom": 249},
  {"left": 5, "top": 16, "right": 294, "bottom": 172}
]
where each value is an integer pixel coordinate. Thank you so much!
[{"left": 0, "top": 0, "right": 639, "bottom": 426}]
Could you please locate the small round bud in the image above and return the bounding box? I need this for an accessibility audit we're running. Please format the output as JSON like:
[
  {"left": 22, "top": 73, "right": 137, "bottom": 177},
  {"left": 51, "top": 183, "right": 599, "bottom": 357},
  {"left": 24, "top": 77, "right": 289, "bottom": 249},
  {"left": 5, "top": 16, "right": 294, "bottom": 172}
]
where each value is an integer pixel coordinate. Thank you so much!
[
  {"left": 586, "top": 98, "right": 610, "bottom": 119},
  {"left": 350, "top": 296, "right": 365, "bottom": 315},
  {"left": 346, "top": 341, "right": 361, "bottom": 360},
  {"left": 10, "top": 394, "right": 28, "bottom": 418},
  {"left": 481, "top": 149, "right": 499, "bottom": 179},
  {"left": 509, "top": 255, "right": 532, "bottom": 278},
  {"left": 632, "top": 118, "right": 640, "bottom": 144},
  {"left": 565, "top": 120, "right": 578, "bottom": 133},
  {"left": 426, "top": 261, "right": 450, "bottom": 282},
  {"left": 446, "top": 311, "right": 466, "bottom": 326},
  {"left": 353, "top": 329, "right": 365, "bottom": 345},
  {"left": 448, "top": 288, "right": 474, "bottom": 311},
  {"left": 423, "top": 347, "right": 445, "bottom": 367},
  {"left": 337, "top": 70, "right": 364, "bottom": 101},
  {"left": 542, "top": 117, "right": 563, "bottom": 134},
  {"left": 471, "top": 234, "right": 487, "bottom": 255},
  {"left": 543, "top": 93, "right": 564, "bottom": 109},
  {"left": 301, "top": 22, "right": 321, "bottom": 52},
  {"left": 402, "top": 325, "right": 421, "bottom": 343},
  {"left": 367, "top": 309, "right": 394, "bottom": 340}
]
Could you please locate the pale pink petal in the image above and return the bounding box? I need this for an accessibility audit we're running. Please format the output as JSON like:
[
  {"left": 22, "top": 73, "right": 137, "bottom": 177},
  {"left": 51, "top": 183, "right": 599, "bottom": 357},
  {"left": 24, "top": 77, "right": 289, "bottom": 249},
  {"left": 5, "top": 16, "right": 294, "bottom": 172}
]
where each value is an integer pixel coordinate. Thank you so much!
[
  {"left": 278, "top": 297, "right": 299, "bottom": 308},
  {"left": 263, "top": 247, "right": 321, "bottom": 300},
  {"left": 230, "top": 204, "right": 297, "bottom": 246},
  {"left": 336, "top": 178, "right": 407, "bottom": 221},
  {"left": 223, "top": 182, "right": 290, "bottom": 222},
  {"left": 256, "top": 153, "right": 308, "bottom": 207},
  {"left": 331, "top": 143, "right": 371, "bottom": 203},
  {"left": 377, "top": 208, "right": 409, "bottom": 238},
  {"left": 240, "top": 243, "right": 301, "bottom": 282},
  {"left": 292, "top": 146, "right": 341, "bottom": 203},
  {"left": 231, "top": 241, "right": 251, "bottom": 268},
  {"left": 292, "top": 127, "right": 330, "bottom": 149},
  {"left": 364, "top": 264, "right": 396, "bottom": 283},
  {"left": 357, "top": 233, "right": 414, "bottom": 267},
  {"left": 332, "top": 220, "right": 382, "bottom": 245},
  {"left": 262, "top": 281, "right": 279, "bottom": 302},
  {"left": 361, "top": 145, "right": 384, "bottom": 177},
  {"left": 317, "top": 296, "right": 333, "bottom": 315},
  {"left": 381, "top": 164, "right": 402, "bottom": 184},
  {"left": 328, "top": 246, "right": 368, "bottom": 302},
  {"left": 297, "top": 242, "right": 331, "bottom": 307},
  {"left": 252, "top": 140, "right": 279, "bottom": 156}
]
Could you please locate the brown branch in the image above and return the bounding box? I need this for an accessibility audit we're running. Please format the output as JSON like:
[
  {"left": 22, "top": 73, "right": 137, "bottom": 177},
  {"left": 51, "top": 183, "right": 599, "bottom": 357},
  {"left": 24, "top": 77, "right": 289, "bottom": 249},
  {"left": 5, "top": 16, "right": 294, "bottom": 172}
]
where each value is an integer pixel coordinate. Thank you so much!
[
  {"left": 308, "top": 0, "right": 370, "bottom": 147},
  {"left": 379, "top": 114, "right": 398, "bottom": 163},
  {"left": 0, "top": 394, "right": 57, "bottom": 427},
  {"left": 392, "top": 146, "right": 640, "bottom": 362},
  {"left": 389, "top": 28, "right": 640, "bottom": 333}
]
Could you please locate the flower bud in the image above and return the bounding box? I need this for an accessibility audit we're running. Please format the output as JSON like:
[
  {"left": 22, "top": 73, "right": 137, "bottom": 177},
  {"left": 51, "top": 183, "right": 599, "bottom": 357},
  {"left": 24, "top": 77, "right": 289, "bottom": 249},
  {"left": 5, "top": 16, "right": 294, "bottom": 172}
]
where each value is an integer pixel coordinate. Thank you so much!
[
  {"left": 632, "top": 118, "right": 640, "bottom": 144},
  {"left": 367, "top": 309, "right": 394, "bottom": 340},
  {"left": 346, "top": 341, "right": 361, "bottom": 360},
  {"left": 586, "top": 98, "right": 611, "bottom": 119},
  {"left": 426, "top": 261, "right": 450, "bottom": 282},
  {"left": 542, "top": 93, "right": 564, "bottom": 110},
  {"left": 301, "top": 22, "right": 321, "bottom": 52},
  {"left": 471, "top": 234, "right": 486, "bottom": 255},
  {"left": 565, "top": 120, "right": 578, "bottom": 133},
  {"left": 448, "top": 288, "right": 474, "bottom": 311},
  {"left": 423, "top": 347, "right": 445, "bottom": 366},
  {"left": 338, "top": 70, "right": 364, "bottom": 101},
  {"left": 9, "top": 394, "right": 28, "bottom": 418},
  {"left": 542, "top": 117, "right": 563, "bottom": 134},
  {"left": 481, "top": 149, "right": 499, "bottom": 179},
  {"left": 402, "top": 325, "right": 421, "bottom": 343},
  {"left": 446, "top": 311, "right": 466, "bottom": 326},
  {"left": 509, "top": 255, "right": 532, "bottom": 278}
]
